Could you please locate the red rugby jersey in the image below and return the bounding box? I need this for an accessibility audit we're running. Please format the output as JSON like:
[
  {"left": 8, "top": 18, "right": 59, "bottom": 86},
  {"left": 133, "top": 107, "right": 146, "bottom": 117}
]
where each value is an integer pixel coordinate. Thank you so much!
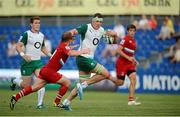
[
  {"left": 119, "top": 35, "right": 137, "bottom": 59},
  {"left": 45, "top": 42, "right": 70, "bottom": 72}
]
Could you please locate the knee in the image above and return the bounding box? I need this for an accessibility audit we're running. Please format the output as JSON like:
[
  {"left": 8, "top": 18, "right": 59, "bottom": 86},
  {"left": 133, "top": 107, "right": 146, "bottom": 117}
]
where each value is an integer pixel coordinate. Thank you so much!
[
  {"left": 114, "top": 80, "right": 124, "bottom": 86},
  {"left": 33, "top": 87, "right": 39, "bottom": 92},
  {"left": 21, "top": 82, "right": 31, "bottom": 88},
  {"left": 32, "top": 85, "right": 42, "bottom": 92},
  {"left": 63, "top": 79, "right": 71, "bottom": 88},
  {"left": 130, "top": 79, "right": 136, "bottom": 86},
  {"left": 129, "top": 76, "right": 137, "bottom": 84},
  {"left": 101, "top": 69, "right": 110, "bottom": 79}
]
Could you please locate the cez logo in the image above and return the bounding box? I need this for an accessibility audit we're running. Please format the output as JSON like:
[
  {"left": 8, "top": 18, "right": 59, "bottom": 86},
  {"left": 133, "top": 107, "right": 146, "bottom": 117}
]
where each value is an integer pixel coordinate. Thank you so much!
[{"left": 15, "top": 0, "right": 34, "bottom": 7}]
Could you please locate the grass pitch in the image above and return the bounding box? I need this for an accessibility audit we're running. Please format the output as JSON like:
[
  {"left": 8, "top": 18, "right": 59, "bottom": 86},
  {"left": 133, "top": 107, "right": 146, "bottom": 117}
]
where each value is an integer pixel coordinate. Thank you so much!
[{"left": 0, "top": 89, "right": 180, "bottom": 116}]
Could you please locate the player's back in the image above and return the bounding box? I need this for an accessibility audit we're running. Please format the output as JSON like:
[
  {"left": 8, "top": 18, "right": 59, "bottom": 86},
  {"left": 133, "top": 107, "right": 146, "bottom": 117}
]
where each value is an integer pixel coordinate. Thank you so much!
[{"left": 44, "top": 42, "right": 70, "bottom": 72}]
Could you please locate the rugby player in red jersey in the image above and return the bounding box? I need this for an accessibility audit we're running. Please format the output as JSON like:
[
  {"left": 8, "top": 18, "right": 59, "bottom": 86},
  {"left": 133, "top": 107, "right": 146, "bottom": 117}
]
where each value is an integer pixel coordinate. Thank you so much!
[
  {"left": 9, "top": 32, "right": 90, "bottom": 110},
  {"left": 114, "top": 24, "right": 141, "bottom": 105}
]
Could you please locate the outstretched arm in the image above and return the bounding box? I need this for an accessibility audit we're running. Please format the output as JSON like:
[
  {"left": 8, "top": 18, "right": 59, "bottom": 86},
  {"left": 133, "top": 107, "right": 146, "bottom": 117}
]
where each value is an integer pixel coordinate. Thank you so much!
[
  {"left": 68, "top": 48, "right": 90, "bottom": 56},
  {"left": 69, "top": 29, "right": 78, "bottom": 36},
  {"left": 69, "top": 44, "right": 79, "bottom": 50}
]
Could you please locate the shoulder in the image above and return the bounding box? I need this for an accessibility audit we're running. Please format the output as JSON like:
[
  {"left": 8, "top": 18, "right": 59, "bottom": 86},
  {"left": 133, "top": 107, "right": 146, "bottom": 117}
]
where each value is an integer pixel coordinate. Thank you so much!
[
  {"left": 77, "top": 24, "right": 88, "bottom": 29},
  {"left": 20, "top": 31, "right": 28, "bottom": 39},
  {"left": 22, "top": 31, "right": 29, "bottom": 35},
  {"left": 97, "top": 26, "right": 104, "bottom": 35},
  {"left": 99, "top": 26, "right": 104, "bottom": 32},
  {"left": 39, "top": 32, "right": 44, "bottom": 36},
  {"left": 39, "top": 32, "right": 45, "bottom": 38},
  {"left": 120, "top": 36, "right": 128, "bottom": 45},
  {"left": 59, "top": 43, "right": 70, "bottom": 50},
  {"left": 76, "top": 24, "right": 88, "bottom": 33},
  {"left": 123, "top": 36, "right": 129, "bottom": 41},
  {"left": 65, "top": 45, "right": 71, "bottom": 50}
]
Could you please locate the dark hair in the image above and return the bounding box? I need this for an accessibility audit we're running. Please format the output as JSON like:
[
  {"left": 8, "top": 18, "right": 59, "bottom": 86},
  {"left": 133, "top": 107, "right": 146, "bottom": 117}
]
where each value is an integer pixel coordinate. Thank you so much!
[
  {"left": 30, "top": 16, "right": 40, "bottom": 23},
  {"left": 127, "top": 24, "right": 136, "bottom": 31},
  {"left": 61, "top": 32, "right": 73, "bottom": 42},
  {"left": 93, "top": 13, "right": 103, "bottom": 18}
]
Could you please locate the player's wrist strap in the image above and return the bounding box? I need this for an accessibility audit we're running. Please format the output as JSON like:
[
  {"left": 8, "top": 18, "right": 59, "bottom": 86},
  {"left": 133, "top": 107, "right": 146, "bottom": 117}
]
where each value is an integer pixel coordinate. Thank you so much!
[
  {"left": 20, "top": 52, "right": 25, "bottom": 57},
  {"left": 47, "top": 53, "right": 52, "bottom": 57}
]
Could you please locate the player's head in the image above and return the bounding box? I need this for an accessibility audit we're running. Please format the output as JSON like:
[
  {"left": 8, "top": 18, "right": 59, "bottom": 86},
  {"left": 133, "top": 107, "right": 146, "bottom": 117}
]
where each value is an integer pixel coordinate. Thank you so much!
[
  {"left": 127, "top": 24, "right": 136, "bottom": 38},
  {"left": 91, "top": 13, "right": 103, "bottom": 30},
  {"left": 30, "top": 16, "right": 40, "bottom": 32},
  {"left": 61, "top": 32, "right": 75, "bottom": 43}
]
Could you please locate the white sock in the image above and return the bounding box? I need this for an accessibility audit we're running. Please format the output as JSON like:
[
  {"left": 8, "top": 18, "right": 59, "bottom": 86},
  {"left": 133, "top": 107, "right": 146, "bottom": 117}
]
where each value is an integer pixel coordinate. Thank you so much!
[
  {"left": 37, "top": 87, "right": 45, "bottom": 106},
  {"left": 81, "top": 81, "right": 88, "bottom": 89},
  {"left": 62, "top": 99, "right": 70, "bottom": 106},
  {"left": 13, "top": 78, "right": 23, "bottom": 87}
]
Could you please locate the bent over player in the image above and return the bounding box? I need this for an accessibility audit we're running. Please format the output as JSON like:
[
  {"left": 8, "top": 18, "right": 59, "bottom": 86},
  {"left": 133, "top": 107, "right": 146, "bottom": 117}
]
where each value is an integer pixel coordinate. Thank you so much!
[{"left": 9, "top": 32, "right": 90, "bottom": 110}]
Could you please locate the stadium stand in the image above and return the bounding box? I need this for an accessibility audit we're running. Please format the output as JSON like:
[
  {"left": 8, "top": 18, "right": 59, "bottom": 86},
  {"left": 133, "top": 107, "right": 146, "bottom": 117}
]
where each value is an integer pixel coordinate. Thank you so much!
[{"left": 0, "top": 25, "right": 179, "bottom": 75}]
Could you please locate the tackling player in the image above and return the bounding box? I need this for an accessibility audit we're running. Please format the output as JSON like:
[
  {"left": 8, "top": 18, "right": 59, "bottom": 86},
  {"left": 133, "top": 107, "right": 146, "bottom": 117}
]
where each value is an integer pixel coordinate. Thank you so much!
[{"left": 9, "top": 32, "right": 90, "bottom": 110}]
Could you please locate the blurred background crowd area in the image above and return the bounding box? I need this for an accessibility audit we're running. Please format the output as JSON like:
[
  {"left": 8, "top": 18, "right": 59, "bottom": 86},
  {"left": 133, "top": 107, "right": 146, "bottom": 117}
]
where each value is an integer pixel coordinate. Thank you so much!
[
  {"left": 0, "top": 15, "right": 179, "bottom": 75},
  {"left": 0, "top": 0, "right": 179, "bottom": 76}
]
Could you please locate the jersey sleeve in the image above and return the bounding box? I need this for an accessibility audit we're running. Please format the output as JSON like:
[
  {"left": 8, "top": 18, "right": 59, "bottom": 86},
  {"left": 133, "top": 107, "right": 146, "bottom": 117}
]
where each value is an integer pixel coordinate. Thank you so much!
[
  {"left": 76, "top": 24, "right": 88, "bottom": 34},
  {"left": 42, "top": 39, "right": 45, "bottom": 47},
  {"left": 119, "top": 38, "right": 126, "bottom": 48},
  {"left": 19, "top": 32, "right": 28, "bottom": 45}
]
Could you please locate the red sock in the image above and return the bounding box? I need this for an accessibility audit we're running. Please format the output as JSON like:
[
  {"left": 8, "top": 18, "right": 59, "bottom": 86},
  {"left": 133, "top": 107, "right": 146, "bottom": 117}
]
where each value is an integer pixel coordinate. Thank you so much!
[
  {"left": 54, "top": 85, "right": 68, "bottom": 105},
  {"left": 129, "top": 96, "right": 134, "bottom": 101},
  {"left": 15, "top": 86, "right": 33, "bottom": 101}
]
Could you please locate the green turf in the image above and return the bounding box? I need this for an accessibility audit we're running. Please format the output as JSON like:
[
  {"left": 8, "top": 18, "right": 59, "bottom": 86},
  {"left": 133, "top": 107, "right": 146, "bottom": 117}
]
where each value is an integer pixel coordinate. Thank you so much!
[{"left": 0, "top": 89, "right": 180, "bottom": 116}]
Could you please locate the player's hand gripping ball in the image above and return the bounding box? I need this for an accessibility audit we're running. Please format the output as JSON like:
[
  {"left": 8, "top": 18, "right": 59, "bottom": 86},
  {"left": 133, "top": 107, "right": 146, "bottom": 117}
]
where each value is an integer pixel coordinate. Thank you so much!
[{"left": 103, "top": 35, "right": 114, "bottom": 44}]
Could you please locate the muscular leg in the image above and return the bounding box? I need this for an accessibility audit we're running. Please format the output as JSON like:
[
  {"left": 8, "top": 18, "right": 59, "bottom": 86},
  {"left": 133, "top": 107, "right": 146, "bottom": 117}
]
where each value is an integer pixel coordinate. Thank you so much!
[
  {"left": 64, "top": 63, "right": 111, "bottom": 104},
  {"left": 128, "top": 72, "right": 136, "bottom": 101},
  {"left": 113, "top": 76, "right": 125, "bottom": 86},
  {"left": 81, "top": 63, "right": 115, "bottom": 85},
  {"left": 65, "top": 74, "right": 104, "bottom": 102},
  {"left": 15, "top": 76, "right": 32, "bottom": 88},
  {"left": 62, "top": 63, "right": 114, "bottom": 108},
  {"left": 63, "top": 72, "right": 90, "bottom": 103},
  {"left": 14, "top": 78, "right": 46, "bottom": 101},
  {"left": 84, "top": 74, "right": 104, "bottom": 85},
  {"left": 54, "top": 75, "right": 71, "bottom": 105}
]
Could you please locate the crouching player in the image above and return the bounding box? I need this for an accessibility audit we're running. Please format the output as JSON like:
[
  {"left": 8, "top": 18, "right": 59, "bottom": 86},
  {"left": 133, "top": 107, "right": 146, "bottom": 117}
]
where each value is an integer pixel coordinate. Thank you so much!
[{"left": 9, "top": 32, "right": 90, "bottom": 110}]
